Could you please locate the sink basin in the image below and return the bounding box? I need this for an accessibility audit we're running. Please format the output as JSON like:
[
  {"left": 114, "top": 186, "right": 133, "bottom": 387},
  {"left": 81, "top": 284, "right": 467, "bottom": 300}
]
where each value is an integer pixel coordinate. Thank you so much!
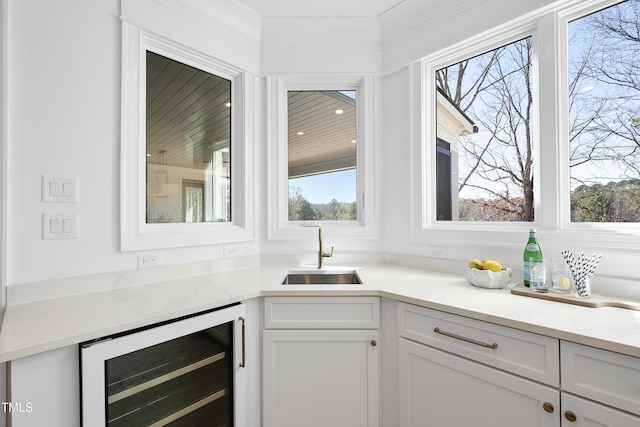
[{"left": 282, "top": 270, "right": 363, "bottom": 285}]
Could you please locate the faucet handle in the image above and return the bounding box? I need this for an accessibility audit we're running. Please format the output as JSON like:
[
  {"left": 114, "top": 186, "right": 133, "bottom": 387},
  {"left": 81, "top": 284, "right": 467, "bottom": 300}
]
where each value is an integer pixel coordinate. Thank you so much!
[{"left": 322, "top": 246, "right": 334, "bottom": 258}]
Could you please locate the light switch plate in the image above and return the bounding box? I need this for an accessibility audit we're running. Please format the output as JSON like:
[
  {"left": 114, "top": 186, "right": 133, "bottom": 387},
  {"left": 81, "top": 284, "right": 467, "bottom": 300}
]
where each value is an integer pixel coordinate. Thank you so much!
[
  {"left": 42, "top": 175, "right": 79, "bottom": 203},
  {"left": 42, "top": 213, "right": 79, "bottom": 239}
]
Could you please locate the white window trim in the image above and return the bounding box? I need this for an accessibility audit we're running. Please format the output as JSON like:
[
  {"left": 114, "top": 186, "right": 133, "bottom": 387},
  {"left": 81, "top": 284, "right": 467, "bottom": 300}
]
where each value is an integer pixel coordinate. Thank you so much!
[
  {"left": 410, "top": 0, "right": 640, "bottom": 253},
  {"left": 410, "top": 17, "right": 542, "bottom": 248},
  {"left": 266, "top": 75, "right": 377, "bottom": 240},
  {"left": 120, "top": 22, "right": 255, "bottom": 251},
  {"left": 556, "top": 0, "right": 640, "bottom": 244}
]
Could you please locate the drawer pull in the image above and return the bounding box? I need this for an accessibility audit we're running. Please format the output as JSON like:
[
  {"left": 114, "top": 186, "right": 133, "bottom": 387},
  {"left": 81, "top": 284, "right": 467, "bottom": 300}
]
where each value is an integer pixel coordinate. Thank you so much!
[
  {"left": 433, "top": 327, "right": 498, "bottom": 349},
  {"left": 371, "top": 340, "right": 378, "bottom": 347},
  {"left": 564, "top": 411, "right": 577, "bottom": 422},
  {"left": 542, "top": 402, "right": 554, "bottom": 413}
]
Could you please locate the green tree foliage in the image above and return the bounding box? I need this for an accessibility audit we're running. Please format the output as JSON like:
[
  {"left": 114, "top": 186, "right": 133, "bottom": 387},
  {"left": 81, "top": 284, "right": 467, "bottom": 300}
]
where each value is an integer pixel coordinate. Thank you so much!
[
  {"left": 571, "top": 180, "right": 640, "bottom": 222},
  {"left": 288, "top": 186, "right": 357, "bottom": 221},
  {"left": 288, "top": 186, "right": 320, "bottom": 220}
]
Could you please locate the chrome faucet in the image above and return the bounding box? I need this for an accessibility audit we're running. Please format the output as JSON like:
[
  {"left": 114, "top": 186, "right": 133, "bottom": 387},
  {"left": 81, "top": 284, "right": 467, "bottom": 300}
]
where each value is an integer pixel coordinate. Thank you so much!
[{"left": 317, "top": 228, "right": 334, "bottom": 269}]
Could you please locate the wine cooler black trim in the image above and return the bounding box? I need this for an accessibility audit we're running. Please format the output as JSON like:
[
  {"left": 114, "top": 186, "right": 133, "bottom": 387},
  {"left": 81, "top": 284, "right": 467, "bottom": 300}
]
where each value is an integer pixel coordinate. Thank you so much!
[{"left": 79, "top": 302, "right": 241, "bottom": 348}]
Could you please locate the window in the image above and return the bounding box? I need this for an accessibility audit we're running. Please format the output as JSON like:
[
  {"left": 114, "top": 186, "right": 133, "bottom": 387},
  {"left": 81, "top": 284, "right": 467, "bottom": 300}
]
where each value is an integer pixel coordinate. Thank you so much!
[
  {"left": 413, "top": 0, "right": 640, "bottom": 253},
  {"left": 145, "top": 51, "right": 231, "bottom": 225},
  {"left": 435, "top": 37, "right": 534, "bottom": 222},
  {"left": 567, "top": 0, "right": 640, "bottom": 223},
  {"left": 121, "top": 23, "right": 254, "bottom": 251},
  {"left": 287, "top": 90, "right": 357, "bottom": 221},
  {"left": 267, "top": 76, "right": 375, "bottom": 239}
]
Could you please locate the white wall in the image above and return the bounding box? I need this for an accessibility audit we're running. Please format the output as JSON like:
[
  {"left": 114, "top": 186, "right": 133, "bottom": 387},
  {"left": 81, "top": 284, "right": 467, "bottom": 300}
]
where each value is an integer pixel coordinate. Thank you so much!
[
  {"left": 6, "top": 0, "right": 263, "bottom": 285},
  {"left": 379, "top": 0, "right": 561, "bottom": 73},
  {"left": 380, "top": 67, "right": 412, "bottom": 251},
  {"left": 8, "top": 0, "right": 128, "bottom": 284},
  {"left": 260, "top": 16, "right": 381, "bottom": 75}
]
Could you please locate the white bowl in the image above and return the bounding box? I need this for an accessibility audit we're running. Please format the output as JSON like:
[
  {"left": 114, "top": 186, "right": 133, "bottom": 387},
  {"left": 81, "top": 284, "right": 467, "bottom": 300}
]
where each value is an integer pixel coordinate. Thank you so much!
[{"left": 464, "top": 266, "right": 512, "bottom": 289}]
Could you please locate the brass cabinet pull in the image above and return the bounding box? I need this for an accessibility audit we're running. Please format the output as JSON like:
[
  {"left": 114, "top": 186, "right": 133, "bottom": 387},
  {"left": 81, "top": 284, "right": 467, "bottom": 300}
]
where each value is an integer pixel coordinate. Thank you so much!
[
  {"left": 370, "top": 340, "right": 378, "bottom": 347},
  {"left": 433, "top": 327, "right": 498, "bottom": 349},
  {"left": 564, "top": 411, "right": 577, "bottom": 422},
  {"left": 239, "top": 316, "right": 246, "bottom": 368},
  {"left": 542, "top": 402, "right": 554, "bottom": 413}
]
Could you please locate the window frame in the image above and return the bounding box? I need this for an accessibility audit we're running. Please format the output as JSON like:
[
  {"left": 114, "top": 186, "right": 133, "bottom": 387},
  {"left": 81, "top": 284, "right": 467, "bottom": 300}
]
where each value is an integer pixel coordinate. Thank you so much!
[
  {"left": 557, "top": 0, "right": 640, "bottom": 236},
  {"left": 120, "top": 23, "right": 255, "bottom": 251},
  {"left": 266, "top": 75, "right": 376, "bottom": 240},
  {"left": 411, "top": 0, "right": 640, "bottom": 253},
  {"left": 412, "top": 22, "right": 542, "bottom": 240}
]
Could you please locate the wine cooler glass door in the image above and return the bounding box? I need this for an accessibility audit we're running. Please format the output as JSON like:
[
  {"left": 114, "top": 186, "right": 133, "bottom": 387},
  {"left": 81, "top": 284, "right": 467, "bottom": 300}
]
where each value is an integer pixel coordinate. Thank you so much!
[{"left": 81, "top": 304, "right": 246, "bottom": 427}]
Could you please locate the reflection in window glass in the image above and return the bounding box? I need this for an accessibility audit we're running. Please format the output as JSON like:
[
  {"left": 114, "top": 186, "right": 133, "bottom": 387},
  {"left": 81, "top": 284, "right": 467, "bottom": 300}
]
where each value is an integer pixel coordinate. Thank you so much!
[
  {"left": 435, "top": 37, "right": 534, "bottom": 221},
  {"left": 287, "top": 90, "right": 357, "bottom": 221},
  {"left": 183, "top": 182, "right": 203, "bottom": 223},
  {"left": 146, "top": 51, "right": 231, "bottom": 224},
  {"left": 568, "top": 0, "right": 640, "bottom": 222}
]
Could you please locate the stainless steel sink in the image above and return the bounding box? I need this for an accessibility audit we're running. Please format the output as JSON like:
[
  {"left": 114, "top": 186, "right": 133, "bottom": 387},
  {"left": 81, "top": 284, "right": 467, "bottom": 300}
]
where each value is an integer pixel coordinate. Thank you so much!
[{"left": 282, "top": 270, "right": 363, "bottom": 285}]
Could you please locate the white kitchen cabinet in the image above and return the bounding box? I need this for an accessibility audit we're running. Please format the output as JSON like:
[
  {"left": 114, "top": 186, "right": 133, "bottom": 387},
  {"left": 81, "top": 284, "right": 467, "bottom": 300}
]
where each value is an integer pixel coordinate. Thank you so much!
[
  {"left": 561, "top": 393, "right": 640, "bottom": 426},
  {"left": 398, "top": 337, "right": 559, "bottom": 427},
  {"left": 7, "top": 345, "right": 80, "bottom": 427},
  {"left": 397, "top": 302, "right": 559, "bottom": 385},
  {"left": 397, "top": 302, "right": 560, "bottom": 427},
  {"left": 262, "top": 297, "right": 380, "bottom": 427},
  {"left": 561, "top": 341, "right": 640, "bottom": 426}
]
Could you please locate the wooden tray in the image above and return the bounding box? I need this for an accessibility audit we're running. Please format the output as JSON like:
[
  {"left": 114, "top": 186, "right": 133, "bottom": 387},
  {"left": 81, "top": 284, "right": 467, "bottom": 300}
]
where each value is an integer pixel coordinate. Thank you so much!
[{"left": 511, "top": 284, "right": 640, "bottom": 311}]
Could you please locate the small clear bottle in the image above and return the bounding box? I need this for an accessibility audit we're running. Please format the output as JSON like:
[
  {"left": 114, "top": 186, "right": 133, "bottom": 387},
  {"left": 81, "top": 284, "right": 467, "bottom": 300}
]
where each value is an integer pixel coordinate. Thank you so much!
[{"left": 523, "top": 229, "right": 543, "bottom": 287}]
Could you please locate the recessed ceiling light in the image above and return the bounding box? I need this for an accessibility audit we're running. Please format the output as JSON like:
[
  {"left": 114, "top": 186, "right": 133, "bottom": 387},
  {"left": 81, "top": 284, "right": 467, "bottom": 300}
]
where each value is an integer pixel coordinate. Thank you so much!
[
  {"left": 335, "top": 109, "right": 344, "bottom": 115},
  {"left": 297, "top": 131, "right": 305, "bottom": 135}
]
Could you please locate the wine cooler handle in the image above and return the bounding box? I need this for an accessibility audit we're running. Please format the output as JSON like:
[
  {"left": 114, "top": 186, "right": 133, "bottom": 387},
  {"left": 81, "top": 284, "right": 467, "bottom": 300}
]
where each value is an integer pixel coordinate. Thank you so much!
[{"left": 239, "top": 316, "right": 246, "bottom": 368}]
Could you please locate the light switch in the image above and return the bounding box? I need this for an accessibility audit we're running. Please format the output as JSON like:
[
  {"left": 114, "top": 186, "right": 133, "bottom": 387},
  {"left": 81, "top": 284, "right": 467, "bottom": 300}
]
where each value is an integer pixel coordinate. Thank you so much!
[
  {"left": 49, "top": 182, "right": 60, "bottom": 197},
  {"left": 50, "top": 218, "right": 61, "bottom": 233},
  {"left": 62, "top": 182, "right": 73, "bottom": 197},
  {"left": 42, "top": 175, "right": 78, "bottom": 202},
  {"left": 43, "top": 214, "right": 78, "bottom": 239}
]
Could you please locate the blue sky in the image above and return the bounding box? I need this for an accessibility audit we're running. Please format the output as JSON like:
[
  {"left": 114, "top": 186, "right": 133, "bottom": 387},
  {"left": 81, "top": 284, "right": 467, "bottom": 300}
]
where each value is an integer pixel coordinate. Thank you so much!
[{"left": 289, "top": 169, "right": 357, "bottom": 204}]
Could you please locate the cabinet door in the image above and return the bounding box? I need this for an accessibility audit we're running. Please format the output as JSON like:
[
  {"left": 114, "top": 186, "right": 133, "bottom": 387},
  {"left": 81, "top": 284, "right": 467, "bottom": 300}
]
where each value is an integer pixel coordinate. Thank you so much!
[
  {"left": 263, "top": 330, "right": 379, "bottom": 427},
  {"left": 561, "top": 341, "right": 640, "bottom": 416},
  {"left": 561, "top": 393, "right": 640, "bottom": 427},
  {"left": 399, "top": 338, "right": 559, "bottom": 427}
]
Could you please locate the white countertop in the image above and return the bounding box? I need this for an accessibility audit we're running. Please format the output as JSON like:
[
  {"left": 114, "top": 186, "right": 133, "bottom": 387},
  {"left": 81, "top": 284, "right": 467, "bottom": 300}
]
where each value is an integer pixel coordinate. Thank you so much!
[{"left": 2, "top": 259, "right": 640, "bottom": 362}]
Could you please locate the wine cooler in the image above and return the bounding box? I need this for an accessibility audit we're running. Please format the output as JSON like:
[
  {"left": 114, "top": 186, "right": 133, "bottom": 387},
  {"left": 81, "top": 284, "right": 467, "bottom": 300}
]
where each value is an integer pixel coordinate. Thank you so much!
[{"left": 80, "top": 304, "right": 246, "bottom": 427}]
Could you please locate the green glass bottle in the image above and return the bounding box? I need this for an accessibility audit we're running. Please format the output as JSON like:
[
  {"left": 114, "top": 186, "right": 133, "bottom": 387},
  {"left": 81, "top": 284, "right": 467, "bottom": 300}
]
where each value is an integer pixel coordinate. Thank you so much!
[{"left": 523, "top": 229, "right": 542, "bottom": 287}]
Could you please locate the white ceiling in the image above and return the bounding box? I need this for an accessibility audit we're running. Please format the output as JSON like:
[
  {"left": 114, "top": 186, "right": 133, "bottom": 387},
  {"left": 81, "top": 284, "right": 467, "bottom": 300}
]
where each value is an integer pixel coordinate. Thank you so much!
[{"left": 234, "top": 0, "right": 407, "bottom": 17}]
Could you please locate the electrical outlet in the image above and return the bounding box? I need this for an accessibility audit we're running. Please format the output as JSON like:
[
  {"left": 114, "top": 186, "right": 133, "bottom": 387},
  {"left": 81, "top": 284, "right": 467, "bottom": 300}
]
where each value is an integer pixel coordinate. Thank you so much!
[
  {"left": 223, "top": 245, "right": 241, "bottom": 258},
  {"left": 138, "top": 254, "right": 162, "bottom": 268},
  {"left": 427, "top": 245, "right": 448, "bottom": 259}
]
